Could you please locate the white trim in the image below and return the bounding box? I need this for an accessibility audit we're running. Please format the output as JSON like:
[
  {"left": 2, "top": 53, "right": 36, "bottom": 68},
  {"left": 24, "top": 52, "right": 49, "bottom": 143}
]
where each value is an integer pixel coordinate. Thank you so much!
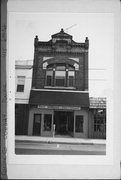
[
  {"left": 32, "top": 88, "right": 89, "bottom": 93},
  {"left": 15, "top": 65, "right": 33, "bottom": 69},
  {"left": 68, "top": 57, "right": 79, "bottom": 62}
]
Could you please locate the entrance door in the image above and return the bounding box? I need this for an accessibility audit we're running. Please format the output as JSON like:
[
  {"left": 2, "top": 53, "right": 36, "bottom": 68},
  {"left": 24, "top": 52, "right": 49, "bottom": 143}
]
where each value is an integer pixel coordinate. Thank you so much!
[
  {"left": 54, "top": 111, "right": 74, "bottom": 136},
  {"left": 33, "top": 114, "right": 41, "bottom": 136}
]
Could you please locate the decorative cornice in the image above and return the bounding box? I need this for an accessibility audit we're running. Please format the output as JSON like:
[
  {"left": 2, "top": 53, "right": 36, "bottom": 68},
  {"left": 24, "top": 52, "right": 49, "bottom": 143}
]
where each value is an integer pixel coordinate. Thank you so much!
[{"left": 38, "top": 50, "right": 87, "bottom": 56}]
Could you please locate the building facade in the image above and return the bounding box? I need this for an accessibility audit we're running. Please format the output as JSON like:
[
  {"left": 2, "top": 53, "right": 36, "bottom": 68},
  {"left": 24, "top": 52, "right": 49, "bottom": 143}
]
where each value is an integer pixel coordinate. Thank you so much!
[
  {"left": 28, "top": 29, "right": 89, "bottom": 138},
  {"left": 89, "top": 97, "right": 106, "bottom": 139},
  {"left": 15, "top": 60, "right": 33, "bottom": 135}
]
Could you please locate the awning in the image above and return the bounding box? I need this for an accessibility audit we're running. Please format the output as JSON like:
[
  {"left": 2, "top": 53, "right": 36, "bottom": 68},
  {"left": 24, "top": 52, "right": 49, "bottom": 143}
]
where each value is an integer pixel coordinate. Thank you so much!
[{"left": 29, "top": 90, "right": 89, "bottom": 108}]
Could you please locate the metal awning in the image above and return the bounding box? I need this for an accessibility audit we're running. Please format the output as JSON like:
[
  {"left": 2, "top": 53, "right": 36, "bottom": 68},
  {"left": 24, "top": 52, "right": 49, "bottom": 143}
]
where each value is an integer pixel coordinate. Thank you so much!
[{"left": 29, "top": 90, "right": 89, "bottom": 108}]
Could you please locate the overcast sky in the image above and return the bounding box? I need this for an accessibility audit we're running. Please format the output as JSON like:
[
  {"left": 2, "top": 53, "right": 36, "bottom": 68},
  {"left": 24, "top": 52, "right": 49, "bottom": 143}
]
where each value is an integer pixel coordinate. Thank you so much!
[{"left": 13, "top": 13, "right": 114, "bottom": 97}]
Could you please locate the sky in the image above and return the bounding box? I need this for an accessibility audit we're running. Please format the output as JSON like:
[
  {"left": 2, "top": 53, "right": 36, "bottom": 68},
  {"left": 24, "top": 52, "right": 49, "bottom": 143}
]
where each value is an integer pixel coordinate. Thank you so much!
[{"left": 13, "top": 13, "right": 114, "bottom": 97}]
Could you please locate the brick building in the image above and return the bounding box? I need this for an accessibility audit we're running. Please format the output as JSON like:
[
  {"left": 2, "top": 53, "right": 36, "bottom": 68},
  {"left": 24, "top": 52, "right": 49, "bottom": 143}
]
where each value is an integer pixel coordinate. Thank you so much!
[{"left": 28, "top": 28, "right": 90, "bottom": 138}]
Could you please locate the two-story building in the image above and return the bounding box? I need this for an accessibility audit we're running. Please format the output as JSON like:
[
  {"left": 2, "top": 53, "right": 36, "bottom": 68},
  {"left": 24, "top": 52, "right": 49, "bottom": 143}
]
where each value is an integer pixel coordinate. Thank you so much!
[
  {"left": 28, "top": 28, "right": 89, "bottom": 138},
  {"left": 15, "top": 60, "right": 33, "bottom": 135}
]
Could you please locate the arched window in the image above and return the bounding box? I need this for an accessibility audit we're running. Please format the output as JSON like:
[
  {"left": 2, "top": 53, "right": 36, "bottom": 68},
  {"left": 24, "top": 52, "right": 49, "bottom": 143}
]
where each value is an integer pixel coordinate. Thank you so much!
[{"left": 45, "top": 63, "right": 75, "bottom": 88}]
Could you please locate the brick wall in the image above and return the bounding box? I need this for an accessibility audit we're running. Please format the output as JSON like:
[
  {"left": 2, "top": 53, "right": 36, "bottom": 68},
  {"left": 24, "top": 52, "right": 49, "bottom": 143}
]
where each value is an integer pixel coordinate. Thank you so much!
[{"left": 32, "top": 36, "right": 88, "bottom": 91}]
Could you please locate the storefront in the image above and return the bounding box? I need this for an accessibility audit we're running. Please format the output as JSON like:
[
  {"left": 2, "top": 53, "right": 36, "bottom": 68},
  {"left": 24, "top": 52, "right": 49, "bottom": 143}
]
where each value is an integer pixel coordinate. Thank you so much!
[{"left": 28, "top": 89, "right": 89, "bottom": 138}]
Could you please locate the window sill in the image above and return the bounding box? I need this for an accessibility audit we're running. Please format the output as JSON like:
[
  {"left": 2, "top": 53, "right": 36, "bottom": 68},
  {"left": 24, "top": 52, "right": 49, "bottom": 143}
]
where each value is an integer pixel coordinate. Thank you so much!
[{"left": 16, "top": 91, "right": 24, "bottom": 93}]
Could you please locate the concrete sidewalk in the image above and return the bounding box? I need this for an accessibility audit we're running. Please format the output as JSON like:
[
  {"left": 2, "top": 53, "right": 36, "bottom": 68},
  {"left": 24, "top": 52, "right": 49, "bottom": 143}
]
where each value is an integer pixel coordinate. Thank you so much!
[{"left": 15, "top": 136, "right": 106, "bottom": 145}]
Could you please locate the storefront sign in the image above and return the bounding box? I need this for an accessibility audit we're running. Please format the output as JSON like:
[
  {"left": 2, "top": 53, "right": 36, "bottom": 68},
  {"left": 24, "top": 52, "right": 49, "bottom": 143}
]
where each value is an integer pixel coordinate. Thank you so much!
[{"left": 37, "top": 105, "right": 81, "bottom": 110}]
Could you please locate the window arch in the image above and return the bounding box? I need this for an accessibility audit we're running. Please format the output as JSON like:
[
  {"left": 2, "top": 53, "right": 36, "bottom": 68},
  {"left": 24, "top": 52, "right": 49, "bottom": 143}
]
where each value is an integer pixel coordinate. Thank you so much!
[{"left": 45, "top": 63, "right": 75, "bottom": 88}]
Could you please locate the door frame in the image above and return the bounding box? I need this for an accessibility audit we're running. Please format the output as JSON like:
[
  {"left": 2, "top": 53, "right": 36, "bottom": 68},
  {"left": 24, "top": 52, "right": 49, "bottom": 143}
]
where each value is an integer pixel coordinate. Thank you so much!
[{"left": 33, "top": 113, "right": 41, "bottom": 136}]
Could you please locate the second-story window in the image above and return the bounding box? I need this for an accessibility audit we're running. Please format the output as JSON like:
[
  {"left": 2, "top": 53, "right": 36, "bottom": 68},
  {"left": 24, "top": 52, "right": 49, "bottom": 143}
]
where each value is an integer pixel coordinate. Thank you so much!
[
  {"left": 17, "top": 76, "right": 25, "bottom": 92},
  {"left": 68, "top": 71, "right": 75, "bottom": 87},
  {"left": 55, "top": 71, "right": 66, "bottom": 86},
  {"left": 55, "top": 65, "right": 66, "bottom": 87},
  {"left": 45, "top": 63, "right": 75, "bottom": 88},
  {"left": 46, "top": 70, "right": 53, "bottom": 86}
]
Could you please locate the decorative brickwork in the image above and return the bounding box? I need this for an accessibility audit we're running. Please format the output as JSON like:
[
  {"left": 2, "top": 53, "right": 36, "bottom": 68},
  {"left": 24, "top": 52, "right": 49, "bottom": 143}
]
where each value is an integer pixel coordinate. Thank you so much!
[{"left": 32, "top": 29, "right": 89, "bottom": 91}]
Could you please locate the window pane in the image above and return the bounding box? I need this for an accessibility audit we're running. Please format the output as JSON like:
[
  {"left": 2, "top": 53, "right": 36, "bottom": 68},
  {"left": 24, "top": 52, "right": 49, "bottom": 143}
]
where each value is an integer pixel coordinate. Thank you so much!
[
  {"left": 44, "top": 114, "right": 52, "bottom": 131},
  {"left": 55, "top": 71, "right": 65, "bottom": 76},
  {"left": 94, "top": 112, "right": 106, "bottom": 132},
  {"left": 46, "top": 70, "right": 53, "bottom": 76},
  {"left": 55, "top": 71, "right": 65, "bottom": 87},
  {"left": 75, "top": 115, "right": 83, "bottom": 132},
  {"left": 46, "top": 71, "right": 53, "bottom": 86},
  {"left": 68, "top": 71, "right": 74, "bottom": 76},
  {"left": 68, "top": 71, "right": 75, "bottom": 87},
  {"left": 69, "top": 76, "right": 74, "bottom": 87},
  {"left": 46, "top": 76, "right": 52, "bottom": 86},
  {"left": 17, "top": 84, "right": 24, "bottom": 92},
  {"left": 56, "top": 78, "right": 65, "bottom": 86},
  {"left": 17, "top": 76, "right": 25, "bottom": 92}
]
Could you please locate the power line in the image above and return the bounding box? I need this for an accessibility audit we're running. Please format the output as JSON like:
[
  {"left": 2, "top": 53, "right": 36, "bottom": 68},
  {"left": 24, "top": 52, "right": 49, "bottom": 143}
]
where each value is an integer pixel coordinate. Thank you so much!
[{"left": 15, "top": 77, "right": 107, "bottom": 81}]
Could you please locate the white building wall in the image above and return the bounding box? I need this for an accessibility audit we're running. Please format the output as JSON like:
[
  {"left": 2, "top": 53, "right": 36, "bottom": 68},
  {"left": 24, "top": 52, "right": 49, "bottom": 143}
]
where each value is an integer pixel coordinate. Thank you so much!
[{"left": 15, "top": 60, "right": 33, "bottom": 104}]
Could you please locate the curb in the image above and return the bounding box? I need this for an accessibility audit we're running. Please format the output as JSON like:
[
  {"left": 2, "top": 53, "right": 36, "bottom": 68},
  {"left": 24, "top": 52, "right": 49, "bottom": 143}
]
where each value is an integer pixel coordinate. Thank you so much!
[{"left": 15, "top": 139, "right": 105, "bottom": 146}]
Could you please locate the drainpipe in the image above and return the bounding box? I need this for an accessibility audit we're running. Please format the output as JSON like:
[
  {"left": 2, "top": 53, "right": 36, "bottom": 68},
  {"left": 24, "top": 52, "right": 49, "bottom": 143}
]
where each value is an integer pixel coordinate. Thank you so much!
[
  {"left": 73, "top": 113, "right": 75, "bottom": 137},
  {"left": 88, "top": 108, "right": 90, "bottom": 138}
]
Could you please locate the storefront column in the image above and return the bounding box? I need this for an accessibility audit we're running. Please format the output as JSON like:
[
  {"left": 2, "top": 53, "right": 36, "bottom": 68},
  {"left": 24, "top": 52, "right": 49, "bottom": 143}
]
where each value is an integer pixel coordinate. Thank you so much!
[
  {"left": 52, "top": 112, "right": 54, "bottom": 136},
  {"left": 28, "top": 110, "right": 34, "bottom": 136},
  {"left": 66, "top": 66, "right": 68, "bottom": 87},
  {"left": 73, "top": 113, "right": 76, "bottom": 137},
  {"left": 41, "top": 114, "right": 44, "bottom": 135}
]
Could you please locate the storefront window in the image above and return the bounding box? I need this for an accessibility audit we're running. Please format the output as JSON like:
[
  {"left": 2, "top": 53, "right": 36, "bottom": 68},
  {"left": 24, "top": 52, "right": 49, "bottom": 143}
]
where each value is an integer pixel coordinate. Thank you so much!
[
  {"left": 94, "top": 109, "right": 106, "bottom": 132},
  {"left": 44, "top": 114, "right": 52, "bottom": 131},
  {"left": 75, "top": 115, "right": 84, "bottom": 132}
]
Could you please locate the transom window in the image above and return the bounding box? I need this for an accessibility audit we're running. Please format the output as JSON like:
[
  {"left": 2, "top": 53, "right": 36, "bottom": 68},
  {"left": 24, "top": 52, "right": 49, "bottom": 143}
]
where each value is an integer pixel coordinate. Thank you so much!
[{"left": 45, "top": 63, "right": 75, "bottom": 87}]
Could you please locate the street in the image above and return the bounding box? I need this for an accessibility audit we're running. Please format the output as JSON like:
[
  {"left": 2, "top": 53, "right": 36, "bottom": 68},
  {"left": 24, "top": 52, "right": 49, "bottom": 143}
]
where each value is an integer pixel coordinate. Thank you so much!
[{"left": 15, "top": 141, "right": 106, "bottom": 155}]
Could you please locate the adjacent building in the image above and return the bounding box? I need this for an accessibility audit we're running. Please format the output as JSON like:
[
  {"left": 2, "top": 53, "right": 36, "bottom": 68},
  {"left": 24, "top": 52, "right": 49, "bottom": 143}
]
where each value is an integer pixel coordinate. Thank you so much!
[
  {"left": 15, "top": 29, "right": 106, "bottom": 139},
  {"left": 15, "top": 60, "right": 33, "bottom": 135}
]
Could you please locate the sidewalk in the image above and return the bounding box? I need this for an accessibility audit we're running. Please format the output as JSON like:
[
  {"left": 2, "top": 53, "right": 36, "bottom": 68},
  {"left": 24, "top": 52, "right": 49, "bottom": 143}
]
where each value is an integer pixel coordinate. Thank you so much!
[{"left": 15, "top": 135, "right": 106, "bottom": 145}]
